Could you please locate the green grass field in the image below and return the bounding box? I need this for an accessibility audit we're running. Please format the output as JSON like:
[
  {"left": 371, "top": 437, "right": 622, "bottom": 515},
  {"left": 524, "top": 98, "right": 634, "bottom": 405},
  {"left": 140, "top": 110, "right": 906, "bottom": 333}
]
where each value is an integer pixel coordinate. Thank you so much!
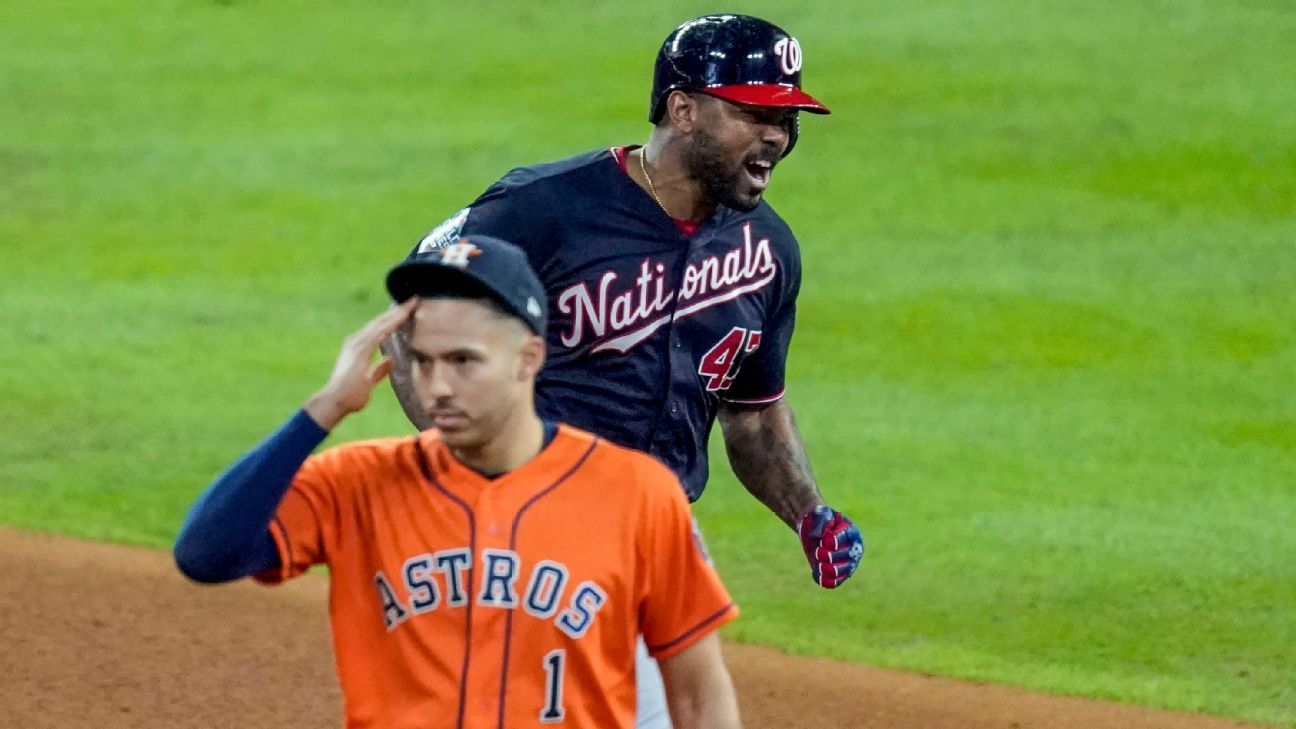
[{"left": 2, "top": 0, "right": 1293, "bottom": 725}]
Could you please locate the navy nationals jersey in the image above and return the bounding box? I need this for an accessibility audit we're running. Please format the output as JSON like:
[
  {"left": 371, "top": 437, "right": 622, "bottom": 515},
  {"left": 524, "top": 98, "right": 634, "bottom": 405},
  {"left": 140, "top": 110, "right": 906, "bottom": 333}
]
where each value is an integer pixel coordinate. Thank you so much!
[{"left": 411, "top": 147, "right": 801, "bottom": 500}]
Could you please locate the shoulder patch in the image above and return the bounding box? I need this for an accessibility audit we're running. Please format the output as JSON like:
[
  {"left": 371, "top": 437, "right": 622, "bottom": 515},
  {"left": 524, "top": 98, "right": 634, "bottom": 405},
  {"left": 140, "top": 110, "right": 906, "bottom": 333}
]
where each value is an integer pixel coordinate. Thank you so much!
[{"left": 416, "top": 207, "right": 470, "bottom": 253}]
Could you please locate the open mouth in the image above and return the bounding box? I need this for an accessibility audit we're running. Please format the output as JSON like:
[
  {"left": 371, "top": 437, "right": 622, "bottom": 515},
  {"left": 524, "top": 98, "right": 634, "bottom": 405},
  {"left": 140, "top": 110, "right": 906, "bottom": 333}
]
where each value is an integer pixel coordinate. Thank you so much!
[{"left": 744, "top": 159, "right": 773, "bottom": 190}]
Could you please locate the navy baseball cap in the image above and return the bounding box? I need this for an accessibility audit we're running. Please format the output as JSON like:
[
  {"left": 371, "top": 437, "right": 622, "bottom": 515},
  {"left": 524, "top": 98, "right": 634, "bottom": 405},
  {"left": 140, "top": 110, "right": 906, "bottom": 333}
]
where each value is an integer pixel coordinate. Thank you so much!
[{"left": 385, "top": 236, "right": 548, "bottom": 335}]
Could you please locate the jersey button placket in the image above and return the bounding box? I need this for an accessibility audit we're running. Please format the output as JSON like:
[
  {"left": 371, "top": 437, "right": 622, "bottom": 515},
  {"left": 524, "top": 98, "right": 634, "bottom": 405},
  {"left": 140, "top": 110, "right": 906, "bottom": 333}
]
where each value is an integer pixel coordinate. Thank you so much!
[
  {"left": 477, "top": 491, "right": 498, "bottom": 539},
  {"left": 468, "top": 493, "right": 505, "bottom": 729},
  {"left": 671, "top": 330, "right": 683, "bottom": 415}
]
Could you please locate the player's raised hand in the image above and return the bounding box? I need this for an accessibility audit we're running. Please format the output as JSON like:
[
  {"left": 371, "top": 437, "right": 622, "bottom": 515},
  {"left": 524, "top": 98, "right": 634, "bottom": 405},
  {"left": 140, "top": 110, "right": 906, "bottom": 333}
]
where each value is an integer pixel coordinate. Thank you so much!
[
  {"left": 797, "top": 505, "right": 864, "bottom": 589},
  {"left": 305, "top": 298, "right": 420, "bottom": 430}
]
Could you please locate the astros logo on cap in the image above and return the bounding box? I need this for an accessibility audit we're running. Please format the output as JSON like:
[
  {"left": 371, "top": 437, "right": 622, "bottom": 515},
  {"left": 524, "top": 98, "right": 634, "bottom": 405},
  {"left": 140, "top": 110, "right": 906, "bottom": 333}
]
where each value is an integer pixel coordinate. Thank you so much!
[{"left": 439, "top": 240, "right": 483, "bottom": 268}]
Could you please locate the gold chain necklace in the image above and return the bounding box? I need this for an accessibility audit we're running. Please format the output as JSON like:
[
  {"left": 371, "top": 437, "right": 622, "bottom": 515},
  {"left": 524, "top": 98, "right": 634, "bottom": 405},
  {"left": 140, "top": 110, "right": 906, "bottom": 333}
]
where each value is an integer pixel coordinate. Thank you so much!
[{"left": 638, "top": 148, "right": 670, "bottom": 216}]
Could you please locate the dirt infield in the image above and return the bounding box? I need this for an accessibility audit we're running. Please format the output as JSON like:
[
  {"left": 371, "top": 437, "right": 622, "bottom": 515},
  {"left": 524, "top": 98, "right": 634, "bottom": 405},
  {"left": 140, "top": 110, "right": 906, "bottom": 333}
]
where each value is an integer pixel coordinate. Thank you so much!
[{"left": 0, "top": 527, "right": 1271, "bottom": 729}]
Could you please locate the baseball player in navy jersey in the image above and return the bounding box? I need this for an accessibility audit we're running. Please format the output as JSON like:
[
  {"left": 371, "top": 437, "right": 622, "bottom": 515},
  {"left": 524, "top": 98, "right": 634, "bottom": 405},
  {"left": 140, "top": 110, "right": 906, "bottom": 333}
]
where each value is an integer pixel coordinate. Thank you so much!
[{"left": 384, "top": 14, "right": 865, "bottom": 728}]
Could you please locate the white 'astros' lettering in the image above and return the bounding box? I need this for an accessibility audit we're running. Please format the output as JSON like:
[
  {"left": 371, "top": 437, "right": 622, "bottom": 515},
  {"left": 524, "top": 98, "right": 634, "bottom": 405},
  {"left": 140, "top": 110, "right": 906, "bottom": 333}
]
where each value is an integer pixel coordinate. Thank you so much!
[{"left": 373, "top": 549, "right": 607, "bottom": 637}]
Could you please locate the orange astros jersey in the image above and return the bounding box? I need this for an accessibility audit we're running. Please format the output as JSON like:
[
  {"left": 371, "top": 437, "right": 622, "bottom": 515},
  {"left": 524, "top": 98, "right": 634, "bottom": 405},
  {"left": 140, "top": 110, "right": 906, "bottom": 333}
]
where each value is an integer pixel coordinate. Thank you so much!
[{"left": 255, "top": 425, "right": 737, "bottom": 729}]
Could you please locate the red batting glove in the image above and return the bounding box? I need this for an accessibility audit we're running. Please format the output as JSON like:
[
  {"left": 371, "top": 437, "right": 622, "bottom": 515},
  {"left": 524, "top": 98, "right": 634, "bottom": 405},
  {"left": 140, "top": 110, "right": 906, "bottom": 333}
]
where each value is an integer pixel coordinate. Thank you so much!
[{"left": 797, "top": 505, "right": 864, "bottom": 588}]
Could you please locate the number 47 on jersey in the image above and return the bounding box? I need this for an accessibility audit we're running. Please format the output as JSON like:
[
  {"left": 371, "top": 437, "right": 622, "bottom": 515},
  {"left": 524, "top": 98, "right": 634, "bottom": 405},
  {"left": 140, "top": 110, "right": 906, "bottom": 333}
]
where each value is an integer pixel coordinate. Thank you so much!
[{"left": 698, "top": 327, "right": 761, "bottom": 392}]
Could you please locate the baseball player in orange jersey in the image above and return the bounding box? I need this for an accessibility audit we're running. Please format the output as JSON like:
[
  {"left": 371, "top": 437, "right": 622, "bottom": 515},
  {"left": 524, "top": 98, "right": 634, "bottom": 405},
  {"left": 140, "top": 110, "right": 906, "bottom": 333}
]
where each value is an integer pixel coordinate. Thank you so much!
[{"left": 174, "top": 235, "right": 742, "bottom": 728}]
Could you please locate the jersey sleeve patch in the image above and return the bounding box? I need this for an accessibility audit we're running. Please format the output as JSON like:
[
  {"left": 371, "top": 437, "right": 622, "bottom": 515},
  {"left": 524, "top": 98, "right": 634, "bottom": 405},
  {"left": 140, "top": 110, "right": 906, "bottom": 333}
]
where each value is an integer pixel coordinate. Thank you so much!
[{"left": 416, "top": 207, "right": 470, "bottom": 253}]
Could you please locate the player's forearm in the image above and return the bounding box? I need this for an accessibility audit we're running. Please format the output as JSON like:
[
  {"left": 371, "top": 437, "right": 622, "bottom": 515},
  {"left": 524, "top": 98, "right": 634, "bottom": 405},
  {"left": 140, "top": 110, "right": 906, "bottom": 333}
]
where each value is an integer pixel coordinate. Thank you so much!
[
  {"left": 173, "top": 410, "right": 326, "bottom": 583},
  {"left": 673, "top": 685, "right": 742, "bottom": 729},
  {"left": 660, "top": 634, "right": 743, "bottom": 729},
  {"left": 718, "top": 399, "right": 825, "bottom": 529},
  {"left": 668, "top": 692, "right": 742, "bottom": 729},
  {"left": 381, "top": 333, "right": 435, "bottom": 431}
]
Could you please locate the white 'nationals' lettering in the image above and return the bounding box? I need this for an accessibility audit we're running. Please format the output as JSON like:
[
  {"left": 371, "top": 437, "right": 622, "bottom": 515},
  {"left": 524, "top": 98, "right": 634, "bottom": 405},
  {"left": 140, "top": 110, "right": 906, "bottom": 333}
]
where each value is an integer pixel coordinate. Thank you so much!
[{"left": 555, "top": 223, "right": 778, "bottom": 353}]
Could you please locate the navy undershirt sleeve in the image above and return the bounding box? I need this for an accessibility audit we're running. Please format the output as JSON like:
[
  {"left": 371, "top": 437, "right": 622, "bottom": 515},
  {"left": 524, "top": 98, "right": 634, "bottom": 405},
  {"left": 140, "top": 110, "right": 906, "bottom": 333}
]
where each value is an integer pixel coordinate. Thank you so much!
[{"left": 173, "top": 410, "right": 328, "bottom": 584}]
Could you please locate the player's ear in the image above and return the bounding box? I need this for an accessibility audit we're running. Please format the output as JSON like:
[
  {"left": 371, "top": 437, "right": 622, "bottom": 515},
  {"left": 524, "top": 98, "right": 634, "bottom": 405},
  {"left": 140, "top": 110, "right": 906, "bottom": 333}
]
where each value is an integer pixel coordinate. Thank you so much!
[
  {"left": 517, "top": 333, "right": 545, "bottom": 381},
  {"left": 666, "top": 90, "right": 699, "bottom": 133}
]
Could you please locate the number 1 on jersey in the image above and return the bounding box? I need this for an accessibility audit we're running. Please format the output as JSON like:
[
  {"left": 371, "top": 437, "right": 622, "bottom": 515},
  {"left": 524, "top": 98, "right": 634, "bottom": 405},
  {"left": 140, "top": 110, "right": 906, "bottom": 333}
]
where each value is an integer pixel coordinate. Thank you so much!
[
  {"left": 698, "top": 327, "right": 762, "bottom": 392},
  {"left": 540, "top": 649, "right": 566, "bottom": 723}
]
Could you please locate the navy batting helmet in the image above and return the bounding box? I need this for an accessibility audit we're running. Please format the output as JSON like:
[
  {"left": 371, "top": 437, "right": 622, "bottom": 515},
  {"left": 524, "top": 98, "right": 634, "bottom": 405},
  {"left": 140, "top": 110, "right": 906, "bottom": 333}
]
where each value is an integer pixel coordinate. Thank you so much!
[{"left": 649, "top": 14, "right": 831, "bottom": 157}]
